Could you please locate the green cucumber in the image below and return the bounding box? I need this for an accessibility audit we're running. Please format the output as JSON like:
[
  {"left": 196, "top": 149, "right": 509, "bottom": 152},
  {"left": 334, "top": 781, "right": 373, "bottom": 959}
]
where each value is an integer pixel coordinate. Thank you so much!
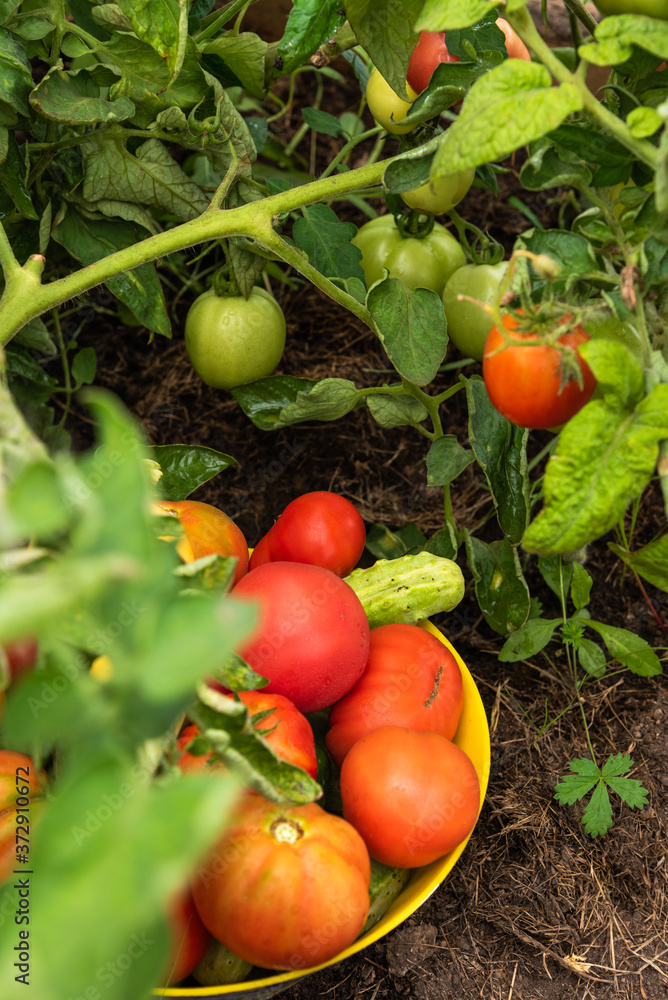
[
  {"left": 192, "top": 938, "right": 253, "bottom": 986},
  {"left": 344, "top": 551, "right": 465, "bottom": 629},
  {"left": 363, "top": 859, "right": 411, "bottom": 934}
]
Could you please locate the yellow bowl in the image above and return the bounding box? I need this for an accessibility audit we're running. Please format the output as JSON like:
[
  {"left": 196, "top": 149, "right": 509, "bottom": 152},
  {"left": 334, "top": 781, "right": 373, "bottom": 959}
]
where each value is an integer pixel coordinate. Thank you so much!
[{"left": 155, "top": 621, "right": 491, "bottom": 1000}]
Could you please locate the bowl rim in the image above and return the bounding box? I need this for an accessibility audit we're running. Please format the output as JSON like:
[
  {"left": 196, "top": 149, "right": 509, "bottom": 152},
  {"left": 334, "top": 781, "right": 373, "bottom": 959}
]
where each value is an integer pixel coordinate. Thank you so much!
[{"left": 155, "top": 620, "right": 491, "bottom": 999}]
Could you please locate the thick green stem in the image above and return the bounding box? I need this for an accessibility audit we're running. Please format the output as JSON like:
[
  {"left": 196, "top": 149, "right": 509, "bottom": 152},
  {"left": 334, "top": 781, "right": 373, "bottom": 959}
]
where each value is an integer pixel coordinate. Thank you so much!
[
  {"left": 507, "top": 7, "right": 659, "bottom": 172},
  {"left": 0, "top": 158, "right": 386, "bottom": 344}
]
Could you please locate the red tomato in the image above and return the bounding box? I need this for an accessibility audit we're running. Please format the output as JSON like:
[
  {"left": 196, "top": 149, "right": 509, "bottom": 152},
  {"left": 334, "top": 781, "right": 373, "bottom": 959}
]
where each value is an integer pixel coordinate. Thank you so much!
[
  {"left": 407, "top": 19, "right": 530, "bottom": 95},
  {"left": 482, "top": 313, "right": 596, "bottom": 429},
  {"left": 232, "top": 562, "right": 371, "bottom": 714},
  {"left": 407, "top": 31, "right": 459, "bottom": 95},
  {"left": 192, "top": 796, "right": 370, "bottom": 970},
  {"left": 162, "top": 890, "right": 212, "bottom": 985},
  {"left": 249, "top": 491, "right": 365, "bottom": 577},
  {"left": 325, "top": 623, "right": 463, "bottom": 767},
  {"left": 0, "top": 637, "right": 38, "bottom": 688},
  {"left": 156, "top": 500, "right": 249, "bottom": 586},
  {"left": 339, "top": 726, "right": 480, "bottom": 867},
  {"left": 178, "top": 691, "right": 317, "bottom": 779},
  {"left": 0, "top": 751, "right": 46, "bottom": 883}
]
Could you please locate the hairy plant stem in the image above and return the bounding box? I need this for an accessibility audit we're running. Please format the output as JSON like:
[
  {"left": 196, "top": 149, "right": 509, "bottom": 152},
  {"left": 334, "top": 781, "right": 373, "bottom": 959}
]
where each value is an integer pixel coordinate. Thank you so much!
[{"left": 0, "top": 158, "right": 387, "bottom": 345}]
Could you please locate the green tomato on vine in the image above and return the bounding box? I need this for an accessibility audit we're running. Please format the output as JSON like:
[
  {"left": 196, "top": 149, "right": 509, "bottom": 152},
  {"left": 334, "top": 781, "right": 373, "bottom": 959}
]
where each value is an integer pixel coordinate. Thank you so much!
[{"left": 365, "top": 69, "right": 418, "bottom": 134}]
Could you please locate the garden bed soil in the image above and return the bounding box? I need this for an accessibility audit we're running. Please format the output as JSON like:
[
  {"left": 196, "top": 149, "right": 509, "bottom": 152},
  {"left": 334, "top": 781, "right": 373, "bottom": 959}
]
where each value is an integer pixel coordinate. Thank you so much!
[{"left": 63, "top": 30, "right": 668, "bottom": 1000}]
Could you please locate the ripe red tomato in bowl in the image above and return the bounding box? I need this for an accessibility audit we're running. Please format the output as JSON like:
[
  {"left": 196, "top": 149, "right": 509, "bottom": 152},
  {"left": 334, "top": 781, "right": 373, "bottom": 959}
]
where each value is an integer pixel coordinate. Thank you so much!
[
  {"left": 325, "top": 623, "right": 464, "bottom": 767},
  {"left": 232, "top": 562, "right": 371, "bottom": 714},
  {"left": 339, "top": 725, "right": 481, "bottom": 867},
  {"left": 249, "top": 491, "right": 365, "bottom": 577}
]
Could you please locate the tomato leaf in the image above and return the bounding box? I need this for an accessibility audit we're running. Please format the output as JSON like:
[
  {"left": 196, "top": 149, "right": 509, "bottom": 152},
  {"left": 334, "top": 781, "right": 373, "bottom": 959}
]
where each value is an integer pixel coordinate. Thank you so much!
[
  {"left": 0, "top": 26, "right": 34, "bottom": 118},
  {"left": 585, "top": 620, "right": 662, "bottom": 676},
  {"left": 522, "top": 345, "right": 668, "bottom": 556},
  {"left": 464, "top": 376, "right": 530, "bottom": 544},
  {"left": 367, "top": 392, "right": 429, "bottom": 429},
  {"left": 426, "top": 435, "right": 475, "bottom": 486},
  {"left": 29, "top": 66, "right": 136, "bottom": 124},
  {"left": 416, "top": 0, "right": 497, "bottom": 31},
  {"left": 232, "top": 375, "right": 316, "bottom": 429},
  {"left": 432, "top": 60, "right": 583, "bottom": 174},
  {"left": 368, "top": 277, "right": 449, "bottom": 386},
  {"left": 609, "top": 533, "right": 668, "bottom": 593},
  {"left": 151, "top": 444, "right": 237, "bottom": 500},
  {"left": 277, "top": 0, "right": 347, "bottom": 75},
  {"left": 365, "top": 522, "right": 427, "bottom": 559},
  {"left": 344, "top": 0, "right": 423, "bottom": 99},
  {"left": 513, "top": 228, "right": 600, "bottom": 295},
  {"left": 579, "top": 14, "right": 668, "bottom": 67},
  {"left": 203, "top": 31, "right": 268, "bottom": 99},
  {"left": 294, "top": 203, "right": 365, "bottom": 282},
  {"left": 302, "top": 107, "right": 346, "bottom": 137},
  {"left": 464, "top": 532, "right": 532, "bottom": 636}
]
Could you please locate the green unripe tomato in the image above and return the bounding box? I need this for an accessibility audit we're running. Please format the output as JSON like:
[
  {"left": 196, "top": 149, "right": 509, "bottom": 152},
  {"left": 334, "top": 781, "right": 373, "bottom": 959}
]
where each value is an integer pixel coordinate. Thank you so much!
[
  {"left": 351, "top": 215, "right": 466, "bottom": 296},
  {"left": 402, "top": 169, "right": 475, "bottom": 215},
  {"left": 594, "top": 0, "right": 668, "bottom": 17},
  {"left": 185, "top": 286, "right": 286, "bottom": 389},
  {"left": 365, "top": 69, "right": 418, "bottom": 134},
  {"left": 442, "top": 261, "right": 510, "bottom": 361}
]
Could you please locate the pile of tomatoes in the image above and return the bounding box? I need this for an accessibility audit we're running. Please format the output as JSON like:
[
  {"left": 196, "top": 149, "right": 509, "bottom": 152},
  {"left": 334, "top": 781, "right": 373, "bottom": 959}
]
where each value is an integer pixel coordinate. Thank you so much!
[{"left": 152, "top": 490, "right": 483, "bottom": 980}]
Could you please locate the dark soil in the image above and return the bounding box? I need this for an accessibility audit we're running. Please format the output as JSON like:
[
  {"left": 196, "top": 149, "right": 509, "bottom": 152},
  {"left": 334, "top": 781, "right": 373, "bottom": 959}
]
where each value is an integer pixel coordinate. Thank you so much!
[{"left": 60, "top": 23, "right": 668, "bottom": 999}]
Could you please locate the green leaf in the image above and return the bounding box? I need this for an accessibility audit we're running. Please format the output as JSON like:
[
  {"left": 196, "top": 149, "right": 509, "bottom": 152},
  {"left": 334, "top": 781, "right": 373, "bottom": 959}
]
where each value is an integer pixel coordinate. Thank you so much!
[
  {"left": 365, "top": 522, "right": 426, "bottom": 560},
  {"left": 586, "top": 620, "right": 662, "bottom": 676},
  {"left": 520, "top": 139, "right": 594, "bottom": 192},
  {"left": 570, "top": 562, "right": 592, "bottom": 611},
  {"left": 416, "top": 0, "right": 497, "bottom": 30},
  {"left": 0, "top": 131, "right": 37, "bottom": 220},
  {"left": 210, "top": 651, "right": 269, "bottom": 693},
  {"left": 582, "top": 780, "right": 614, "bottom": 837},
  {"left": 578, "top": 638, "right": 607, "bottom": 678},
  {"left": 367, "top": 392, "right": 428, "bottom": 429},
  {"left": 29, "top": 67, "right": 135, "bottom": 124},
  {"left": 82, "top": 136, "right": 209, "bottom": 222},
  {"left": 52, "top": 208, "right": 171, "bottom": 337},
  {"left": 402, "top": 52, "right": 505, "bottom": 127},
  {"left": 231, "top": 375, "right": 315, "bottom": 430},
  {"left": 464, "top": 532, "right": 531, "bottom": 636},
  {"left": 71, "top": 346, "right": 97, "bottom": 388},
  {"left": 522, "top": 379, "right": 668, "bottom": 556},
  {"left": 302, "top": 107, "right": 345, "bottom": 136},
  {"left": 609, "top": 533, "right": 668, "bottom": 593},
  {"left": 368, "top": 278, "right": 449, "bottom": 387},
  {"left": 627, "top": 105, "right": 663, "bottom": 139},
  {"left": 579, "top": 14, "right": 668, "bottom": 67},
  {"left": 344, "top": 0, "right": 423, "bottom": 99},
  {"left": 293, "top": 203, "right": 365, "bottom": 282},
  {"left": 0, "top": 26, "right": 33, "bottom": 117},
  {"left": 432, "top": 61, "right": 583, "bottom": 174},
  {"left": 277, "top": 0, "right": 347, "bottom": 74},
  {"left": 6, "top": 461, "right": 71, "bottom": 540},
  {"left": 115, "top": 0, "right": 188, "bottom": 83},
  {"left": 152, "top": 444, "right": 237, "bottom": 500},
  {"left": 537, "top": 554, "right": 571, "bottom": 601},
  {"left": 497, "top": 616, "right": 560, "bottom": 661},
  {"left": 203, "top": 31, "right": 268, "bottom": 99},
  {"left": 426, "top": 434, "right": 475, "bottom": 486},
  {"left": 513, "top": 228, "right": 599, "bottom": 294},
  {"left": 554, "top": 757, "right": 600, "bottom": 805},
  {"left": 464, "top": 376, "right": 530, "bottom": 544}
]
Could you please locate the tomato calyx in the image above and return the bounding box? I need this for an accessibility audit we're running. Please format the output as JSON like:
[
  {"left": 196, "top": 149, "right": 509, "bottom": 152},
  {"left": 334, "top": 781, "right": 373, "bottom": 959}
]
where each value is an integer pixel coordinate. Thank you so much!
[{"left": 393, "top": 207, "right": 436, "bottom": 240}]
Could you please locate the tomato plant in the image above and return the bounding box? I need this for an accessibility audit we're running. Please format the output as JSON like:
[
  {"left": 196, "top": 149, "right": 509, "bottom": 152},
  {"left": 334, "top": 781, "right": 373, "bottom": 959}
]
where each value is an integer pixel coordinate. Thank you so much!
[
  {"left": 483, "top": 313, "right": 597, "bottom": 429},
  {"left": 249, "top": 491, "right": 365, "bottom": 576},
  {"left": 178, "top": 691, "right": 318, "bottom": 779},
  {"left": 191, "top": 795, "right": 370, "bottom": 970},
  {"left": 184, "top": 287, "right": 286, "bottom": 390},
  {"left": 585, "top": 310, "right": 644, "bottom": 365},
  {"left": 339, "top": 726, "right": 480, "bottom": 867},
  {"left": 496, "top": 18, "right": 531, "bottom": 60},
  {"left": 352, "top": 214, "right": 466, "bottom": 295},
  {"left": 594, "top": 0, "right": 668, "bottom": 16},
  {"left": 0, "top": 636, "right": 38, "bottom": 689},
  {"left": 232, "top": 562, "right": 371, "bottom": 713},
  {"left": 156, "top": 499, "right": 249, "bottom": 586},
  {"left": 402, "top": 169, "right": 475, "bottom": 215},
  {"left": 442, "top": 261, "right": 510, "bottom": 361},
  {"left": 325, "top": 623, "right": 464, "bottom": 767},
  {"left": 407, "top": 19, "right": 529, "bottom": 94},
  {"left": 365, "top": 69, "right": 418, "bottom": 133}
]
